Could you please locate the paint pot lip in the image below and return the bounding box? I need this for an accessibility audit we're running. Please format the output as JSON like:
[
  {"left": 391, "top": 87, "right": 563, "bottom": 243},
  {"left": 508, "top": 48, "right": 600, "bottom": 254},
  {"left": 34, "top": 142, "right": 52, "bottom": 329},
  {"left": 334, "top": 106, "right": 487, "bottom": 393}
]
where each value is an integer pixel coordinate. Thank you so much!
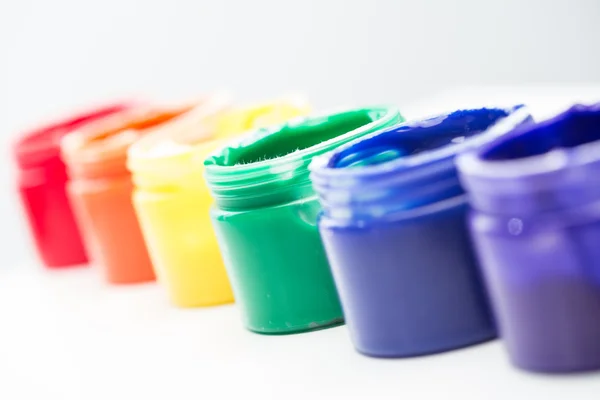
[
  {"left": 126, "top": 96, "right": 307, "bottom": 173},
  {"left": 310, "top": 105, "right": 530, "bottom": 222},
  {"left": 13, "top": 102, "right": 132, "bottom": 170},
  {"left": 204, "top": 106, "right": 400, "bottom": 173},
  {"left": 127, "top": 97, "right": 312, "bottom": 191},
  {"left": 457, "top": 103, "right": 600, "bottom": 215},
  {"left": 311, "top": 105, "right": 529, "bottom": 179},
  {"left": 457, "top": 103, "right": 600, "bottom": 181},
  {"left": 126, "top": 93, "right": 231, "bottom": 173},
  {"left": 203, "top": 106, "right": 402, "bottom": 210},
  {"left": 61, "top": 105, "right": 193, "bottom": 180}
]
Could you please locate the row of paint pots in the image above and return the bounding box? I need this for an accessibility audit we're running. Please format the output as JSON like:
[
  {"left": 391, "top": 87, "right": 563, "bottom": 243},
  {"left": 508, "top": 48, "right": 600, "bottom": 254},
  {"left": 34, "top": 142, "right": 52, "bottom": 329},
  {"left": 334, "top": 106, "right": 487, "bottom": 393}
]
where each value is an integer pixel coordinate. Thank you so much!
[{"left": 13, "top": 95, "right": 600, "bottom": 374}]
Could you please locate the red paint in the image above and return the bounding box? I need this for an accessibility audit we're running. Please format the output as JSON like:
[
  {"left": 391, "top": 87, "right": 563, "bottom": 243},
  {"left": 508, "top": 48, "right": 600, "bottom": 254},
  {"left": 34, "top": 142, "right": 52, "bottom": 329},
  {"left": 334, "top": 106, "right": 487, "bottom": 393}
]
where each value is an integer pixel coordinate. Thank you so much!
[{"left": 14, "top": 104, "right": 131, "bottom": 268}]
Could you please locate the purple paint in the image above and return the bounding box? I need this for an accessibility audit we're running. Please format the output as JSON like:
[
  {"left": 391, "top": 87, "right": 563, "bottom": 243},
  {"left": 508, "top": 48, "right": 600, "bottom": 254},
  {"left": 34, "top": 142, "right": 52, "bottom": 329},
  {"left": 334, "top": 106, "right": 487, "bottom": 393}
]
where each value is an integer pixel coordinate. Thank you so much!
[
  {"left": 457, "top": 103, "right": 600, "bottom": 373},
  {"left": 310, "top": 106, "right": 531, "bottom": 358}
]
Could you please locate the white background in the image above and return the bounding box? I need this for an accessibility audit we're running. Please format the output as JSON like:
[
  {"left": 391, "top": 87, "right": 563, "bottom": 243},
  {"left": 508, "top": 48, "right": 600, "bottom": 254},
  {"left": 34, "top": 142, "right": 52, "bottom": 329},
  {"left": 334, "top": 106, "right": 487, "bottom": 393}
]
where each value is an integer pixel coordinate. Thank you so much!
[
  {"left": 1, "top": 0, "right": 600, "bottom": 265},
  {"left": 1, "top": 1, "right": 600, "bottom": 399}
]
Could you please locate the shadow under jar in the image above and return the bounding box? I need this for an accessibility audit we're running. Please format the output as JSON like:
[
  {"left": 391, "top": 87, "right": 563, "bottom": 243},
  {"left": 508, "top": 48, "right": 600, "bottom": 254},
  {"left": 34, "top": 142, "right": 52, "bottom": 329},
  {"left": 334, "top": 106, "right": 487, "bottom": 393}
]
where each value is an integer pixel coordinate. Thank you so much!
[
  {"left": 457, "top": 103, "right": 600, "bottom": 373},
  {"left": 204, "top": 107, "right": 403, "bottom": 334},
  {"left": 310, "top": 106, "right": 532, "bottom": 357}
]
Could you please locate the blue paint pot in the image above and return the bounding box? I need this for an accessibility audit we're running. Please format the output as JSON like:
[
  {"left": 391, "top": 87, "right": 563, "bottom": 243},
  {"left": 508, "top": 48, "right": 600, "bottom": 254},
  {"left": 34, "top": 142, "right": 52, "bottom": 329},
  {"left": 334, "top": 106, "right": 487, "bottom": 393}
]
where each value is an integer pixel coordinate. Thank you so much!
[{"left": 310, "top": 106, "right": 532, "bottom": 357}]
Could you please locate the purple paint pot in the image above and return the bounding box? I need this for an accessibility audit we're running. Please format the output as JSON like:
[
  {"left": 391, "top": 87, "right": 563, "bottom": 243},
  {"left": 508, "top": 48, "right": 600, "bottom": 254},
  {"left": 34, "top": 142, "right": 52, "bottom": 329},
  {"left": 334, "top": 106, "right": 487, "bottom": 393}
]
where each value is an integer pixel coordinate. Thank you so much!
[
  {"left": 457, "top": 103, "right": 600, "bottom": 373},
  {"left": 310, "top": 106, "right": 532, "bottom": 358}
]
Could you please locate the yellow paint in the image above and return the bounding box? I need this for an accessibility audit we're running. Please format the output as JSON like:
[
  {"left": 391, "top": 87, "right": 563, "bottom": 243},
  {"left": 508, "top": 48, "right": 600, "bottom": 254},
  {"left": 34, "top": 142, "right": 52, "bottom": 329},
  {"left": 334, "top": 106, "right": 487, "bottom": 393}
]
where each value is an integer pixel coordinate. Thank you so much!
[{"left": 127, "top": 97, "right": 310, "bottom": 307}]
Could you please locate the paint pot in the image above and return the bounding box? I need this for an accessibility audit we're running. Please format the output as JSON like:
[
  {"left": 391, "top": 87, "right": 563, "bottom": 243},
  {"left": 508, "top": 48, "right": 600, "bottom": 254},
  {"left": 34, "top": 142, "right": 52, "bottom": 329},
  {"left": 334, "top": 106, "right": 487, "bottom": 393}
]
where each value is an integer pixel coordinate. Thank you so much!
[
  {"left": 310, "top": 106, "right": 531, "bottom": 357},
  {"left": 127, "top": 98, "right": 310, "bottom": 307},
  {"left": 457, "top": 103, "right": 600, "bottom": 373},
  {"left": 61, "top": 103, "right": 198, "bottom": 284},
  {"left": 13, "top": 103, "right": 130, "bottom": 268},
  {"left": 204, "top": 107, "right": 403, "bottom": 334}
]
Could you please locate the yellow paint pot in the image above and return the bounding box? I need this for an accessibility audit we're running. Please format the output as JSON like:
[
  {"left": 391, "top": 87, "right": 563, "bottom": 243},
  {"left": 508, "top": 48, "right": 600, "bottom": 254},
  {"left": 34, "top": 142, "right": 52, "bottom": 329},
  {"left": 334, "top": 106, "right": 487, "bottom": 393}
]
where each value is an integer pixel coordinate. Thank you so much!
[{"left": 127, "top": 96, "right": 310, "bottom": 307}]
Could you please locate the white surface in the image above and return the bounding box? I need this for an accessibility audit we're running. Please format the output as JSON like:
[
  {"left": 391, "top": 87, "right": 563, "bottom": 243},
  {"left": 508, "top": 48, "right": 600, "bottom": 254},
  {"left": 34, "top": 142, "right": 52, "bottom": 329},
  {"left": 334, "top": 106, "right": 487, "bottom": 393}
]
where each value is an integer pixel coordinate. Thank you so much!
[
  {"left": 1, "top": 266, "right": 600, "bottom": 400},
  {"left": 2, "top": 87, "right": 600, "bottom": 399}
]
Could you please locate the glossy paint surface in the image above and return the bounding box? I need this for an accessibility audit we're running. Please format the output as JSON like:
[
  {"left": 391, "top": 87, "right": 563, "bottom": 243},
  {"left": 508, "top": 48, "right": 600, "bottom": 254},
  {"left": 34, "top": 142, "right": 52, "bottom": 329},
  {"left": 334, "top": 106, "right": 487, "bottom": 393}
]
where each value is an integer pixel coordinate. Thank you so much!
[
  {"left": 205, "top": 107, "right": 403, "bottom": 333},
  {"left": 458, "top": 103, "right": 600, "bottom": 373},
  {"left": 311, "top": 107, "right": 529, "bottom": 357}
]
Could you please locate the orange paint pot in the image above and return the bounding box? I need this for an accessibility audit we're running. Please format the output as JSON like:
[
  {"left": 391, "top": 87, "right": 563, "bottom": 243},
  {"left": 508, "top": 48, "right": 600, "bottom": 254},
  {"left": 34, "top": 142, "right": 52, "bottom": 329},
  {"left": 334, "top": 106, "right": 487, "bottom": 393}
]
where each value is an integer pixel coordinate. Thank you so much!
[{"left": 61, "top": 97, "right": 228, "bottom": 284}]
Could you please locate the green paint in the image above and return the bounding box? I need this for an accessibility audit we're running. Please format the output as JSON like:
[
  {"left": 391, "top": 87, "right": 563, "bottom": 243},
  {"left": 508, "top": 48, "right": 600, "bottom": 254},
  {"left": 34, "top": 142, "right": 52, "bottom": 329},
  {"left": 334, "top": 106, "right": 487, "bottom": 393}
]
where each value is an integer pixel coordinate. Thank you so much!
[{"left": 204, "top": 107, "right": 403, "bottom": 334}]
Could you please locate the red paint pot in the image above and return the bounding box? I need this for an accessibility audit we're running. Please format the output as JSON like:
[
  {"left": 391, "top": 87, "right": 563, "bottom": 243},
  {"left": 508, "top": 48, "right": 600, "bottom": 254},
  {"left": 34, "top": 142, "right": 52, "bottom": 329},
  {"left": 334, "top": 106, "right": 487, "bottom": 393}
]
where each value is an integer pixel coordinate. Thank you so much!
[{"left": 13, "top": 103, "right": 131, "bottom": 268}]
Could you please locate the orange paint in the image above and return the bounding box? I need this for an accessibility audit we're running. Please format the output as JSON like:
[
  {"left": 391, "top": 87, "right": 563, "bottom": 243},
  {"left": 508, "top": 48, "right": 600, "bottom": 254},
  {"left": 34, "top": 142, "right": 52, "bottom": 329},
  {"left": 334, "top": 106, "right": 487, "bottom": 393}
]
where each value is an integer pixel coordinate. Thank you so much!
[{"left": 60, "top": 103, "right": 208, "bottom": 284}]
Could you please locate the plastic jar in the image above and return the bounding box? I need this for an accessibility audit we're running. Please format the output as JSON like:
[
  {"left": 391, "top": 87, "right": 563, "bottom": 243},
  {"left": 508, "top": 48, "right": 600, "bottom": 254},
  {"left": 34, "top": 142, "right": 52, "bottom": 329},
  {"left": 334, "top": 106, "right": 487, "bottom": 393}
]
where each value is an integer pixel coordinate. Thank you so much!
[
  {"left": 310, "top": 106, "right": 531, "bottom": 357},
  {"left": 13, "top": 103, "right": 130, "bottom": 268},
  {"left": 128, "top": 99, "right": 310, "bottom": 307},
  {"left": 204, "top": 107, "right": 403, "bottom": 334},
  {"left": 61, "top": 104, "right": 194, "bottom": 284},
  {"left": 457, "top": 103, "right": 600, "bottom": 373}
]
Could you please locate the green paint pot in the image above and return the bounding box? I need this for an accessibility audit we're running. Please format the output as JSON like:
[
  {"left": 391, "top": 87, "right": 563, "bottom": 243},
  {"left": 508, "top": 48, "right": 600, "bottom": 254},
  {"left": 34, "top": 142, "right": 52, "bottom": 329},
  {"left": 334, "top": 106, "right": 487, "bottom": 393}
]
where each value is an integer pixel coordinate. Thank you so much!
[{"left": 204, "top": 107, "right": 403, "bottom": 334}]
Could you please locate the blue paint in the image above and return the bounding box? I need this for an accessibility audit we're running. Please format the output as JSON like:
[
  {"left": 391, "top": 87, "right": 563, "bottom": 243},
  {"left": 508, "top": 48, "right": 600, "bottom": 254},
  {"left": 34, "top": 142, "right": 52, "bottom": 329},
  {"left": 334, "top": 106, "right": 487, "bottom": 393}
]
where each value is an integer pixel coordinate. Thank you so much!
[
  {"left": 312, "top": 106, "right": 530, "bottom": 221},
  {"left": 483, "top": 103, "right": 600, "bottom": 161},
  {"left": 457, "top": 103, "right": 600, "bottom": 373},
  {"left": 310, "top": 106, "right": 531, "bottom": 358}
]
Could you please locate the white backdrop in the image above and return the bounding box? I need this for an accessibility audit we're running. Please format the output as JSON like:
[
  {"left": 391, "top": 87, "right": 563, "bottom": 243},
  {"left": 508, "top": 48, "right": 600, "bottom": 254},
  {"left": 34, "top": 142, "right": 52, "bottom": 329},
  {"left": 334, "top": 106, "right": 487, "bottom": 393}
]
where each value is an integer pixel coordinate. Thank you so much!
[
  {"left": 2, "top": 3, "right": 600, "bottom": 398},
  {"left": 1, "top": 0, "right": 600, "bottom": 265}
]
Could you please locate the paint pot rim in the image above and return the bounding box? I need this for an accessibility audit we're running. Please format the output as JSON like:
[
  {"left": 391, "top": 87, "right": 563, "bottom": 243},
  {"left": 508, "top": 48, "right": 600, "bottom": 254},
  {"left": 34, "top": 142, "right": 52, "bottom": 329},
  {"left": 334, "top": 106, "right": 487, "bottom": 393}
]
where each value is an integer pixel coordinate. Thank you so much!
[
  {"left": 61, "top": 105, "right": 193, "bottom": 180},
  {"left": 126, "top": 97, "right": 309, "bottom": 190},
  {"left": 458, "top": 103, "right": 600, "bottom": 180},
  {"left": 13, "top": 102, "right": 132, "bottom": 170},
  {"left": 126, "top": 94, "right": 231, "bottom": 188},
  {"left": 204, "top": 106, "right": 402, "bottom": 210},
  {"left": 457, "top": 103, "right": 600, "bottom": 215},
  {"left": 310, "top": 105, "right": 529, "bottom": 221}
]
